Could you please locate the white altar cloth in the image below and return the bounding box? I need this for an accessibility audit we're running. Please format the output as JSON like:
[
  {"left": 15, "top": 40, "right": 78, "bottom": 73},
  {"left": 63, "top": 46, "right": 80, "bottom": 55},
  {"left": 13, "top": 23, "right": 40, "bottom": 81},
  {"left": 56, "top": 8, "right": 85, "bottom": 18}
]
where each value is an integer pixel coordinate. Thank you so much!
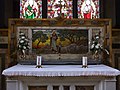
[{"left": 2, "top": 64, "right": 120, "bottom": 77}]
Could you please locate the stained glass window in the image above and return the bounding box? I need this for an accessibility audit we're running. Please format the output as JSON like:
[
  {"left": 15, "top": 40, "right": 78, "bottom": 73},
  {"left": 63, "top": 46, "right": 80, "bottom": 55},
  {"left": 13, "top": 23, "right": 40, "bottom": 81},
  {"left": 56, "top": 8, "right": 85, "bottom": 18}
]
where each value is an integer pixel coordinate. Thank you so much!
[
  {"left": 47, "top": 0, "right": 73, "bottom": 18},
  {"left": 78, "top": 0, "right": 100, "bottom": 19},
  {"left": 20, "top": 0, "right": 42, "bottom": 19}
]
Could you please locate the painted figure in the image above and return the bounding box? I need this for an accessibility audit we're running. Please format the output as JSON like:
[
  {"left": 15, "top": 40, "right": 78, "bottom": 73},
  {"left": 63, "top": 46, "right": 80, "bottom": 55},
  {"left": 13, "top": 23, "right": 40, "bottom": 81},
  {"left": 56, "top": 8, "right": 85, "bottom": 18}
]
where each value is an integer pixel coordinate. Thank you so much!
[
  {"left": 52, "top": 0, "right": 67, "bottom": 17},
  {"left": 81, "top": 0, "right": 96, "bottom": 19},
  {"left": 23, "top": 0, "right": 38, "bottom": 19},
  {"left": 50, "top": 30, "right": 58, "bottom": 52}
]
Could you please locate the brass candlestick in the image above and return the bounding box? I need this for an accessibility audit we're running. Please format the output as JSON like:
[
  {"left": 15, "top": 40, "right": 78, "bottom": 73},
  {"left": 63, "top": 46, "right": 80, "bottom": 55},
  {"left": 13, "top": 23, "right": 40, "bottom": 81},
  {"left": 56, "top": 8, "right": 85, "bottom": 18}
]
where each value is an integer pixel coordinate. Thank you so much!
[
  {"left": 36, "top": 65, "right": 42, "bottom": 68},
  {"left": 82, "top": 65, "right": 88, "bottom": 68}
]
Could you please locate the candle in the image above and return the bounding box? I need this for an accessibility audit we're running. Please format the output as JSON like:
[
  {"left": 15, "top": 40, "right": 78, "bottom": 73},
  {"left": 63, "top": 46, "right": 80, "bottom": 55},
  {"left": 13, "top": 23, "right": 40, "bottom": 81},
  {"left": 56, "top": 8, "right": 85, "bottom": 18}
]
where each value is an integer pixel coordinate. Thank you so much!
[
  {"left": 39, "top": 56, "right": 42, "bottom": 65},
  {"left": 82, "top": 57, "right": 87, "bottom": 66},
  {"left": 37, "top": 56, "right": 42, "bottom": 65},
  {"left": 85, "top": 57, "right": 87, "bottom": 65}
]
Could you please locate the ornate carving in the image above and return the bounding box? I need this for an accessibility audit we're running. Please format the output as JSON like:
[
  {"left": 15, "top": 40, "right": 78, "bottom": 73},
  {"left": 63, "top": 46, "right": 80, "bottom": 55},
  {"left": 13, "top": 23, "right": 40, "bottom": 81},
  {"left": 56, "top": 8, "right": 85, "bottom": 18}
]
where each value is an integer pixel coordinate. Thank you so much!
[
  {"left": 36, "top": 20, "right": 42, "bottom": 25},
  {"left": 22, "top": 20, "right": 29, "bottom": 25},
  {"left": 104, "top": 21, "right": 109, "bottom": 25},
  {"left": 91, "top": 20, "right": 99, "bottom": 25},
  {"left": 79, "top": 20, "right": 84, "bottom": 25},
  {"left": 49, "top": 20, "right": 56, "bottom": 26},
  {"left": 64, "top": 20, "right": 72, "bottom": 25}
]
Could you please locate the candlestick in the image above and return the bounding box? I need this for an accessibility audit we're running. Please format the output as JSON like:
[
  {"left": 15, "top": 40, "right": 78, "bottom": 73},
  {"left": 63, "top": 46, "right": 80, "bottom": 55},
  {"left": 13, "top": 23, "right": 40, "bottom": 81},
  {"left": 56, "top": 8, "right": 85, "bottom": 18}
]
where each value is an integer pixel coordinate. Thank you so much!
[{"left": 82, "top": 56, "right": 88, "bottom": 68}]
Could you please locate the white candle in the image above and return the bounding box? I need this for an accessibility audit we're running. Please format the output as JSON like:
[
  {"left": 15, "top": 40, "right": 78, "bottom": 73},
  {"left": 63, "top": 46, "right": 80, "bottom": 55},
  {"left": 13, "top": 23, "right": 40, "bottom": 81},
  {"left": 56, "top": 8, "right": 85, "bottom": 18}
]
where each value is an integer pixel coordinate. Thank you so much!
[
  {"left": 82, "top": 57, "right": 85, "bottom": 65},
  {"left": 85, "top": 57, "right": 87, "bottom": 65},
  {"left": 82, "top": 57, "right": 87, "bottom": 66},
  {"left": 37, "top": 56, "right": 39, "bottom": 65},
  {"left": 39, "top": 56, "right": 42, "bottom": 65},
  {"left": 37, "top": 56, "right": 42, "bottom": 65}
]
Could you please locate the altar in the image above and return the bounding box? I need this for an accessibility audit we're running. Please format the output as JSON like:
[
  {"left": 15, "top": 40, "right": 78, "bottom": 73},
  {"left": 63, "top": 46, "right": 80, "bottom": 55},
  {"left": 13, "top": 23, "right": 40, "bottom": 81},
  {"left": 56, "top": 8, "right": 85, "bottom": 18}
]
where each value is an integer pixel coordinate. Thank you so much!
[
  {"left": 3, "top": 18, "right": 120, "bottom": 90},
  {"left": 2, "top": 64, "right": 120, "bottom": 90}
]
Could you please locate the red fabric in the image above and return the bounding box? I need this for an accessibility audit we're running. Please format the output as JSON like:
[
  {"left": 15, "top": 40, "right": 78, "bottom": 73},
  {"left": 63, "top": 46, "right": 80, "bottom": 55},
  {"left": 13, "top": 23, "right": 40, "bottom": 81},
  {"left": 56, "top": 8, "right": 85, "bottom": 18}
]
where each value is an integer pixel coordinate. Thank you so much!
[{"left": 84, "top": 12, "right": 91, "bottom": 19}]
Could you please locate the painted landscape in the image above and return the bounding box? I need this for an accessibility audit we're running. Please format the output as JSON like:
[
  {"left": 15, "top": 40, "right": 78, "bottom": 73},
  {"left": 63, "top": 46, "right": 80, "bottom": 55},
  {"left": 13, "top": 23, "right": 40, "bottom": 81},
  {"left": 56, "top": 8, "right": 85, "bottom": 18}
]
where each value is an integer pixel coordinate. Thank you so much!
[{"left": 32, "top": 29, "right": 88, "bottom": 54}]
